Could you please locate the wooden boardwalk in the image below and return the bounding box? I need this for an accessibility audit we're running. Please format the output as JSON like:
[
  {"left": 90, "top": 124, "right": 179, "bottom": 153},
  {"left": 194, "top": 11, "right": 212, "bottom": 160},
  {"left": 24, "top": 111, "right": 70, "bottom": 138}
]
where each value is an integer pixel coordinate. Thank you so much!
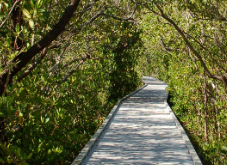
[{"left": 72, "top": 77, "right": 202, "bottom": 165}]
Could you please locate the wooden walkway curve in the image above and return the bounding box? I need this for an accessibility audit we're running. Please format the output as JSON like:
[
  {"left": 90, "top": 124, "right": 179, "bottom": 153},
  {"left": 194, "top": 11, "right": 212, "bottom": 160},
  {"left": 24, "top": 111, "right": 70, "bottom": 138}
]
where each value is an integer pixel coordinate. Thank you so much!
[{"left": 72, "top": 77, "right": 202, "bottom": 165}]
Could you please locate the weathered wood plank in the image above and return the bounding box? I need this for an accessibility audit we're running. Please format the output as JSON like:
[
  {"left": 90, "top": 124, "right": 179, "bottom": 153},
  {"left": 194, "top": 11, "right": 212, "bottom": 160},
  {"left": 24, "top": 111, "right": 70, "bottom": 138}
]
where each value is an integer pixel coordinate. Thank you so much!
[{"left": 72, "top": 77, "right": 202, "bottom": 165}]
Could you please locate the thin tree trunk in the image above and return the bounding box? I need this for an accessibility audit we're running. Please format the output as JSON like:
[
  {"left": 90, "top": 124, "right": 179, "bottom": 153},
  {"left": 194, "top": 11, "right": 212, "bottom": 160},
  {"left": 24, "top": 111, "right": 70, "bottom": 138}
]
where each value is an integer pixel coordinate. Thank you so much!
[{"left": 203, "top": 73, "right": 208, "bottom": 142}]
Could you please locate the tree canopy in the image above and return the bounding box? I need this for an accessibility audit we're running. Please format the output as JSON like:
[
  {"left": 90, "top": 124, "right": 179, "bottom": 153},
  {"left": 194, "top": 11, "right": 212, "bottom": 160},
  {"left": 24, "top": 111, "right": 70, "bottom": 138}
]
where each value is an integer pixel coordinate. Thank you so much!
[{"left": 0, "top": 0, "right": 226, "bottom": 164}]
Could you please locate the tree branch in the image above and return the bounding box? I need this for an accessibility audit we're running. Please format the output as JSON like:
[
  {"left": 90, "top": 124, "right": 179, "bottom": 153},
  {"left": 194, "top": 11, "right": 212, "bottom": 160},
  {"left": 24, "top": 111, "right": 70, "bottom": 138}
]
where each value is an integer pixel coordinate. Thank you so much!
[
  {"left": 73, "top": 8, "right": 137, "bottom": 34},
  {"left": 100, "top": 12, "right": 135, "bottom": 21},
  {"left": 73, "top": 0, "right": 96, "bottom": 16},
  {"left": 60, "top": 59, "right": 86, "bottom": 84},
  {"left": 62, "top": 55, "right": 99, "bottom": 69},
  {"left": 73, "top": 11, "right": 103, "bottom": 33},
  {"left": 154, "top": 4, "right": 227, "bottom": 89},
  {"left": 0, "top": 0, "right": 81, "bottom": 96},
  {"left": 0, "top": 141, "right": 18, "bottom": 165},
  {"left": 48, "top": 40, "right": 71, "bottom": 73},
  {"left": 57, "top": 55, "right": 99, "bottom": 86},
  {"left": 17, "top": 48, "right": 48, "bottom": 82},
  {"left": 0, "top": 0, "right": 21, "bottom": 28}
]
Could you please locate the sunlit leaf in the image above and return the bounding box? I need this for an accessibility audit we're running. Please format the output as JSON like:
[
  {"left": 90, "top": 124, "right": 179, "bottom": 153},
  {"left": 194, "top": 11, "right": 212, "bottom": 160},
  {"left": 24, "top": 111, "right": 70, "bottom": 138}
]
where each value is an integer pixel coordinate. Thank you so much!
[
  {"left": 28, "top": 20, "right": 34, "bottom": 29},
  {"left": 22, "top": 8, "right": 31, "bottom": 19}
]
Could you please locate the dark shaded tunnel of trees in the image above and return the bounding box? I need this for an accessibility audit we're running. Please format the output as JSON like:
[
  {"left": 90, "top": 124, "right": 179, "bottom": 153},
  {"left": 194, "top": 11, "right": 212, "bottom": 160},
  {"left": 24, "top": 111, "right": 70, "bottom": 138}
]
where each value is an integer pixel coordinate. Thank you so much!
[{"left": 0, "top": 0, "right": 226, "bottom": 164}]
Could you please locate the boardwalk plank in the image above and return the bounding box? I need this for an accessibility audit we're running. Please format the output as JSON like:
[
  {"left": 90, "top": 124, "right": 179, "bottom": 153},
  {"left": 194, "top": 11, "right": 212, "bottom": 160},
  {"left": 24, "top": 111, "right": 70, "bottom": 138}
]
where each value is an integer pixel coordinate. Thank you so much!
[{"left": 72, "top": 77, "right": 202, "bottom": 165}]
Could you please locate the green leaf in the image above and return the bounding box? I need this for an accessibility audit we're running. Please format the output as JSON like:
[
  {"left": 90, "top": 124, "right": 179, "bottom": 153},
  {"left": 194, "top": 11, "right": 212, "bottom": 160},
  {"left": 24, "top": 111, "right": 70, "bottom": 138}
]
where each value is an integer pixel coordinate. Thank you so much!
[
  {"left": 33, "top": 9, "right": 37, "bottom": 18},
  {"left": 30, "top": 0, "right": 34, "bottom": 8},
  {"left": 16, "top": 24, "right": 20, "bottom": 32},
  {"left": 22, "top": 8, "right": 31, "bottom": 19},
  {"left": 36, "top": 0, "right": 43, "bottom": 8},
  {"left": 45, "top": 118, "right": 50, "bottom": 123},
  {"left": 38, "top": 9, "right": 45, "bottom": 13},
  {"left": 29, "top": 20, "right": 34, "bottom": 29},
  {"left": 26, "top": 153, "right": 33, "bottom": 159},
  {"left": 15, "top": 148, "right": 21, "bottom": 160}
]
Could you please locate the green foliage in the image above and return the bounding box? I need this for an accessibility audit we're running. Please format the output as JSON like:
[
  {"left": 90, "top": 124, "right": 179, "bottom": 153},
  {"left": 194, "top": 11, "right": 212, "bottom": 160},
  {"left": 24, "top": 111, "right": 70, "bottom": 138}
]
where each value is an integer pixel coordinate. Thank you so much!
[
  {"left": 140, "top": 1, "right": 227, "bottom": 164},
  {"left": 1, "top": 0, "right": 227, "bottom": 164},
  {"left": 107, "top": 22, "right": 142, "bottom": 102},
  {"left": 0, "top": 0, "right": 142, "bottom": 164}
]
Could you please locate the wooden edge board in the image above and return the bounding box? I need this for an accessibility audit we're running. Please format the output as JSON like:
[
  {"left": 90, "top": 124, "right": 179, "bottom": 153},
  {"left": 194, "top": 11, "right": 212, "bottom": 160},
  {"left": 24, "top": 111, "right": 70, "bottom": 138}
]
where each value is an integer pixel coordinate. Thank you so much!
[
  {"left": 164, "top": 91, "right": 203, "bottom": 165},
  {"left": 71, "top": 84, "right": 148, "bottom": 165}
]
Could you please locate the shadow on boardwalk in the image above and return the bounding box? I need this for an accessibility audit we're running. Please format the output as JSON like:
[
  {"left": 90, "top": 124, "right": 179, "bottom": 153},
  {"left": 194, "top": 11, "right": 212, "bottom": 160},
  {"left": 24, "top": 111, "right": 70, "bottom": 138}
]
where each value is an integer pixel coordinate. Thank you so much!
[{"left": 72, "top": 77, "right": 202, "bottom": 165}]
